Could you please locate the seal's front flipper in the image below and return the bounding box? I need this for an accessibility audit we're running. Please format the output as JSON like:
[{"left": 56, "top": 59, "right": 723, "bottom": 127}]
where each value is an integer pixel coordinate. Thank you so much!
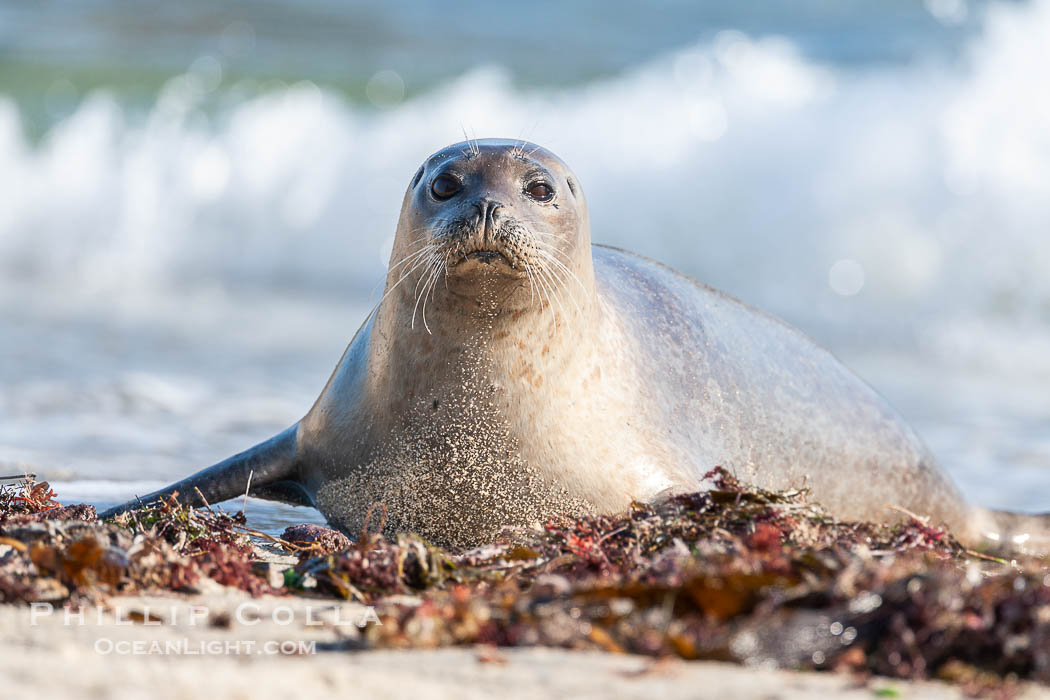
[{"left": 99, "top": 425, "right": 307, "bottom": 518}]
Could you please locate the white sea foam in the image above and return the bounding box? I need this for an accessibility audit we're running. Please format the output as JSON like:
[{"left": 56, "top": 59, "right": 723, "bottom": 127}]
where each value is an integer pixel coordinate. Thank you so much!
[{"left": 2, "top": 3, "right": 1047, "bottom": 349}]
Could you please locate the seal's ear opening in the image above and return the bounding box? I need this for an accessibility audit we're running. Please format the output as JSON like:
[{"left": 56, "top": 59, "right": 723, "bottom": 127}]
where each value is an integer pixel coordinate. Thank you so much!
[
  {"left": 566, "top": 177, "right": 578, "bottom": 198},
  {"left": 410, "top": 166, "right": 424, "bottom": 189}
]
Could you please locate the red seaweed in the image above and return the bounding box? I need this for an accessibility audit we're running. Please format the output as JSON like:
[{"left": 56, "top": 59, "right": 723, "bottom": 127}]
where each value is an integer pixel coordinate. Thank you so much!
[{"left": 2, "top": 469, "right": 1047, "bottom": 694}]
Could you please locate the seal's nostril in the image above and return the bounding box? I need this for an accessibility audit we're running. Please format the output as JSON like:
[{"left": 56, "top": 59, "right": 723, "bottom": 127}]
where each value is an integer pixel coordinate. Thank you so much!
[{"left": 476, "top": 200, "right": 503, "bottom": 233}]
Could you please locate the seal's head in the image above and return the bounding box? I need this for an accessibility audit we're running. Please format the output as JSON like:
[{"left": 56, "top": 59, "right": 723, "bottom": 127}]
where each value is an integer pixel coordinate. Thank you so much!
[{"left": 387, "top": 139, "right": 592, "bottom": 321}]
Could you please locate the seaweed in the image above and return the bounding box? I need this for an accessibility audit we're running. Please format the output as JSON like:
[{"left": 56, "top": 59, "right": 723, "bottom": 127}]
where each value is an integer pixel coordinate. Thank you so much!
[
  {"left": 0, "top": 479, "right": 63, "bottom": 516},
  {"left": 292, "top": 468, "right": 1048, "bottom": 692},
  {"left": 2, "top": 468, "right": 1048, "bottom": 693},
  {"left": 281, "top": 524, "right": 353, "bottom": 555},
  {"left": 1, "top": 484, "right": 279, "bottom": 602}
]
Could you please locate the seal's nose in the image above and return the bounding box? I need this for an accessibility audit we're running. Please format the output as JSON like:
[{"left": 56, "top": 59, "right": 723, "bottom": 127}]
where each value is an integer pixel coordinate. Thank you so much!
[
  {"left": 476, "top": 199, "right": 502, "bottom": 221},
  {"left": 477, "top": 199, "right": 503, "bottom": 241}
]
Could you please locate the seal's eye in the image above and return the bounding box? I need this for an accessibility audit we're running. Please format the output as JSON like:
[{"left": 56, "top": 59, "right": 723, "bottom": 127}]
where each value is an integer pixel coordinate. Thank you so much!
[
  {"left": 526, "top": 181, "right": 553, "bottom": 202},
  {"left": 431, "top": 174, "right": 461, "bottom": 200}
]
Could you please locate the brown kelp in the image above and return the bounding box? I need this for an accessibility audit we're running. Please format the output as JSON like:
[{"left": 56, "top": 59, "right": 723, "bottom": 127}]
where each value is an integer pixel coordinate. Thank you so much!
[
  {"left": 2, "top": 469, "right": 1047, "bottom": 693},
  {"left": 1, "top": 480, "right": 277, "bottom": 602}
]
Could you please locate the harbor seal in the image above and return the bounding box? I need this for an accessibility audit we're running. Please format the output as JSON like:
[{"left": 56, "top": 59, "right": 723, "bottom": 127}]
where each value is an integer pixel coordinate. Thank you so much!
[{"left": 102, "top": 138, "right": 1045, "bottom": 550}]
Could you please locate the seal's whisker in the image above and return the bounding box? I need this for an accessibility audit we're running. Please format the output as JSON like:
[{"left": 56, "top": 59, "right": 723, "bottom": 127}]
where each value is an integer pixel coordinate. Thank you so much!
[
  {"left": 412, "top": 252, "right": 437, "bottom": 296},
  {"left": 423, "top": 251, "right": 450, "bottom": 332},
  {"left": 460, "top": 126, "right": 473, "bottom": 158},
  {"left": 393, "top": 245, "right": 437, "bottom": 286},
  {"left": 385, "top": 248, "right": 435, "bottom": 297},
  {"left": 528, "top": 260, "right": 555, "bottom": 326},
  {"left": 531, "top": 261, "right": 560, "bottom": 330},
  {"left": 460, "top": 127, "right": 480, "bottom": 158},
  {"left": 386, "top": 251, "right": 431, "bottom": 279},
  {"left": 523, "top": 225, "right": 575, "bottom": 263},
  {"left": 398, "top": 219, "right": 457, "bottom": 247},
  {"left": 533, "top": 239, "right": 575, "bottom": 265},
  {"left": 537, "top": 265, "right": 562, "bottom": 323},
  {"left": 545, "top": 254, "right": 580, "bottom": 320},
  {"left": 420, "top": 258, "right": 442, "bottom": 335},
  {"left": 532, "top": 235, "right": 571, "bottom": 255},
  {"left": 400, "top": 220, "right": 451, "bottom": 239},
  {"left": 411, "top": 254, "right": 441, "bottom": 331},
  {"left": 535, "top": 248, "right": 589, "bottom": 301},
  {"left": 538, "top": 248, "right": 584, "bottom": 284},
  {"left": 386, "top": 244, "right": 434, "bottom": 275},
  {"left": 378, "top": 248, "right": 437, "bottom": 310},
  {"left": 543, "top": 267, "right": 568, "bottom": 332},
  {"left": 534, "top": 244, "right": 578, "bottom": 272},
  {"left": 536, "top": 253, "right": 584, "bottom": 321},
  {"left": 368, "top": 243, "right": 433, "bottom": 303},
  {"left": 532, "top": 231, "right": 567, "bottom": 241},
  {"left": 523, "top": 258, "right": 537, "bottom": 306},
  {"left": 369, "top": 231, "right": 435, "bottom": 290},
  {"left": 538, "top": 262, "right": 571, "bottom": 328},
  {"left": 525, "top": 226, "right": 570, "bottom": 247},
  {"left": 538, "top": 273, "right": 558, "bottom": 329}
]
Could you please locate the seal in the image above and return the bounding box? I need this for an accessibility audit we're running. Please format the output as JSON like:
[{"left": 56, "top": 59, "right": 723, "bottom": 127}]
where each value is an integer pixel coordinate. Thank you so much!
[{"left": 102, "top": 138, "right": 1047, "bottom": 550}]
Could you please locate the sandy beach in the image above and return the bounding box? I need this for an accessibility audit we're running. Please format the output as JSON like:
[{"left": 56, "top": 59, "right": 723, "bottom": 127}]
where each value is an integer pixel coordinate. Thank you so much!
[
  {"left": 3, "top": 480, "right": 1049, "bottom": 699},
  {"left": 7, "top": 589, "right": 1042, "bottom": 700}
]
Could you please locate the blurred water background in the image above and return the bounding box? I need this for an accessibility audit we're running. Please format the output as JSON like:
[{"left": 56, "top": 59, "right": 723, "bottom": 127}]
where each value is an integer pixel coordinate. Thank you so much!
[{"left": 1, "top": 0, "right": 1048, "bottom": 529}]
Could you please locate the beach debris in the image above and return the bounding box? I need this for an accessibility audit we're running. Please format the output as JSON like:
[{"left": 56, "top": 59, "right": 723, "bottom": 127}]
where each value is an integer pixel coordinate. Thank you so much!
[
  {"left": 0, "top": 482, "right": 279, "bottom": 602},
  {"left": 1, "top": 468, "right": 1047, "bottom": 693},
  {"left": 291, "top": 468, "right": 1048, "bottom": 690},
  {"left": 281, "top": 524, "right": 353, "bottom": 555},
  {"left": 1, "top": 479, "right": 62, "bottom": 515}
]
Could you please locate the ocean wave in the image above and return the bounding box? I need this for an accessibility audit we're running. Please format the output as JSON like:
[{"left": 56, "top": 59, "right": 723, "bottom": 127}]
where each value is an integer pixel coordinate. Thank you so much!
[{"left": 1, "top": 0, "right": 1048, "bottom": 368}]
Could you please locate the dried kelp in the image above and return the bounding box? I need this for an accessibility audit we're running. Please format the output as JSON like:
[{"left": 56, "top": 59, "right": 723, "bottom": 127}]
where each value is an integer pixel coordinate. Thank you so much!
[
  {"left": 1, "top": 484, "right": 277, "bottom": 602},
  {"left": 294, "top": 468, "right": 1048, "bottom": 690},
  {"left": 2, "top": 469, "right": 1048, "bottom": 693}
]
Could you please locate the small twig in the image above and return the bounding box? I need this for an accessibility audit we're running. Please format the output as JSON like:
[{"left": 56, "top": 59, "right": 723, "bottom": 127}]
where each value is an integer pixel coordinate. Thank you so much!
[
  {"left": 233, "top": 525, "right": 315, "bottom": 553},
  {"left": 242, "top": 470, "right": 254, "bottom": 514},
  {"left": 963, "top": 548, "right": 1012, "bottom": 566},
  {"left": 0, "top": 473, "right": 36, "bottom": 485},
  {"left": 885, "top": 503, "right": 931, "bottom": 524},
  {"left": 125, "top": 505, "right": 146, "bottom": 533},
  {"left": 598, "top": 525, "right": 629, "bottom": 544},
  {"left": 471, "top": 559, "right": 549, "bottom": 575},
  {"left": 194, "top": 487, "right": 213, "bottom": 512},
  {"left": 0, "top": 536, "right": 27, "bottom": 552},
  {"left": 338, "top": 579, "right": 368, "bottom": 604}
]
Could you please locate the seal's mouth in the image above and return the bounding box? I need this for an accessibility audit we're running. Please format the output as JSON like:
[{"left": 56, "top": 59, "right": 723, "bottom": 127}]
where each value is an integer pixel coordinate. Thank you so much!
[
  {"left": 448, "top": 245, "right": 515, "bottom": 269},
  {"left": 464, "top": 250, "right": 510, "bottom": 265},
  {"left": 444, "top": 243, "right": 528, "bottom": 282},
  {"left": 438, "top": 216, "right": 529, "bottom": 278}
]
